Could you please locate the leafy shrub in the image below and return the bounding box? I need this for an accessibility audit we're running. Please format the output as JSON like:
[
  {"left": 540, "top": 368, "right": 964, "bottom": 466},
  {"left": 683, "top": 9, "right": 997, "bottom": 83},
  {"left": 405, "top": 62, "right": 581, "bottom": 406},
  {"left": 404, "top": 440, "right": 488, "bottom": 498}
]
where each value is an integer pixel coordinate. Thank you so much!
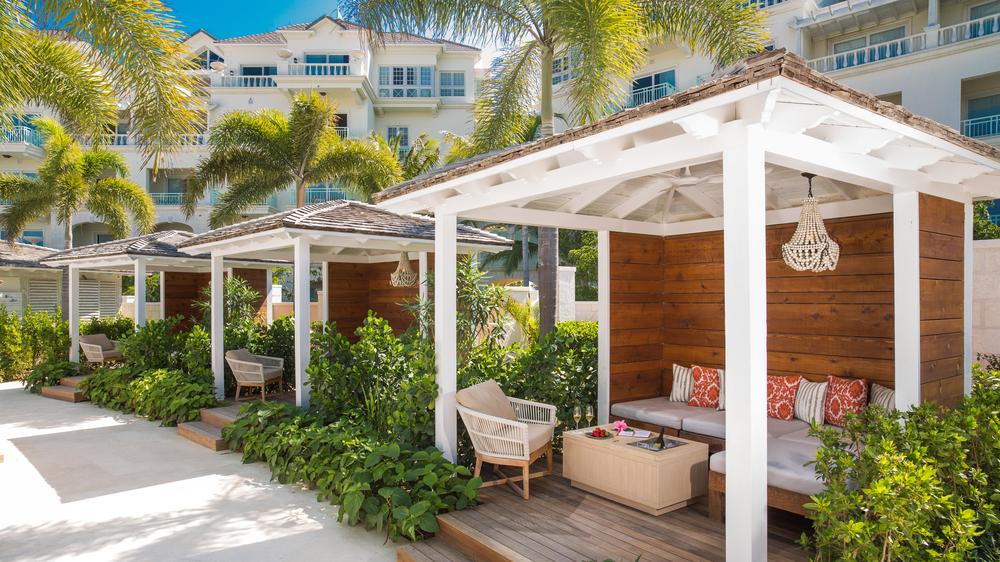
[
  {"left": 222, "top": 401, "right": 480, "bottom": 542},
  {"left": 181, "top": 325, "right": 212, "bottom": 380},
  {"left": 250, "top": 316, "right": 295, "bottom": 387},
  {"left": 193, "top": 275, "right": 261, "bottom": 331},
  {"left": 804, "top": 365, "right": 1000, "bottom": 560},
  {"left": 23, "top": 360, "right": 79, "bottom": 393},
  {"left": 81, "top": 365, "right": 141, "bottom": 411},
  {"left": 120, "top": 316, "right": 186, "bottom": 371},
  {"left": 0, "top": 307, "right": 30, "bottom": 381},
  {"left": 80, "top": 315, "right": 134, "bottom": 341},
  {"left": 129, "top": 368, "right": 216, "bottom": 426},
  {"left": 309, "top": 314, "right": 437, "bottom": 447},
  {"left": 20, "top": 308, "right": 69, "bottom": 365},
  {"left": 979, "top": 352, "right": 1000, "bottom": 372}
]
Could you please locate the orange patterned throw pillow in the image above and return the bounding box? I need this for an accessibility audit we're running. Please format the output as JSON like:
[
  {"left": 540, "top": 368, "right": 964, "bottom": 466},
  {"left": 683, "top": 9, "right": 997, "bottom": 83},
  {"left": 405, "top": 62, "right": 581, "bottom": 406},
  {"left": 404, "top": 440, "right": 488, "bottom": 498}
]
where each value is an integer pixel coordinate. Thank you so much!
[
  {"left": 824, "top": 376, "right": 868, "bottom": 427},
  {"left": 688, "top": 366, "right": 723, "bottom": 409},
  {"left": 767, "top": 375, "right": 802, "bottom": 420}
]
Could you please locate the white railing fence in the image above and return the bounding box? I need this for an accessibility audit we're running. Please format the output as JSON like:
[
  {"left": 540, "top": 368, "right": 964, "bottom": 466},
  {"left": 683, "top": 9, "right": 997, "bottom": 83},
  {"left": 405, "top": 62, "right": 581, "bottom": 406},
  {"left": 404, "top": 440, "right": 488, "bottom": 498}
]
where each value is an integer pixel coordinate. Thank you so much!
[
  {"left": 808, "top": 34, "right": 926, "bottom": 72},
  {"left": 962, "top": 115, "right": 1000, "bottom": 138},
  {"left": 627, "top": 83, "right": 677, "bottom": 108},
  {"left": 938, "top": 13, "right": 1000, "bottom": 46},
  {"left": 0, "top": 126, "right": 42, "bottom": 146},
  {"left": 288, "top": 63, "right": 351, "bottom": 76},
  {"left": 218, "top": 75, "right": 277, "bottom": 88}
]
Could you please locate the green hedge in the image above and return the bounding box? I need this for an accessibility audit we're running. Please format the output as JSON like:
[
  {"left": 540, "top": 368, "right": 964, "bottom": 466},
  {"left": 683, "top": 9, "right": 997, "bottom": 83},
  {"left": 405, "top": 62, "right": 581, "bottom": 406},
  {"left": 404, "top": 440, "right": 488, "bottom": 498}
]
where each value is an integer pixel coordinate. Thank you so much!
[
  {"left": 223, "top": 401, "right": 480, "bottom": 542},
  {"left": 1, "top": 307, "right": 69, "bottom": 381},
  {"left": 23, "top": 360, "right": 79, "bottom": 393}
]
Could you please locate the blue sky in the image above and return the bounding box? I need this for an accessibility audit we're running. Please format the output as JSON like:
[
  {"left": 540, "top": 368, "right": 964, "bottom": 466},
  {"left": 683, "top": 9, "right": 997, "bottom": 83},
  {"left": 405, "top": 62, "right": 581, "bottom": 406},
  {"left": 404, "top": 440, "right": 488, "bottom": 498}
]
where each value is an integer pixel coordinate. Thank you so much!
[{"left": 163, "top": 0, "right": 499, "bottom": 65}]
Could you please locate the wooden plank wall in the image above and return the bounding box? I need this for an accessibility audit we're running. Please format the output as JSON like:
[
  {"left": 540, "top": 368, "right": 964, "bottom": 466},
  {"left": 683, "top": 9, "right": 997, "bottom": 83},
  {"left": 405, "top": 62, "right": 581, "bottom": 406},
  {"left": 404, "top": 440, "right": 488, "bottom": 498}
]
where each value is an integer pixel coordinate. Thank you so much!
[
  {"left": 611, "top": 213, "right": 899, "bottom": 404},
  {"left": 326, "top": 258, "right": 423, "bottom": 339},
  {"left": 918, "top": 194, "right": 965, "bottom": 407},
  {"left": 162, "top": 271, "right": 209, "bottom": 324}
]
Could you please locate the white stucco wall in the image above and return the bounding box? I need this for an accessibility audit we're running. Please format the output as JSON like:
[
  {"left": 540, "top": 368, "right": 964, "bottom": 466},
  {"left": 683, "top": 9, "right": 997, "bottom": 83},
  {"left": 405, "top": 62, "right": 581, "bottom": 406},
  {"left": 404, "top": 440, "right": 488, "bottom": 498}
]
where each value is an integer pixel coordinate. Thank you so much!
[{"left": 974, "top": 239, "right": 1000, "bottom": 359}]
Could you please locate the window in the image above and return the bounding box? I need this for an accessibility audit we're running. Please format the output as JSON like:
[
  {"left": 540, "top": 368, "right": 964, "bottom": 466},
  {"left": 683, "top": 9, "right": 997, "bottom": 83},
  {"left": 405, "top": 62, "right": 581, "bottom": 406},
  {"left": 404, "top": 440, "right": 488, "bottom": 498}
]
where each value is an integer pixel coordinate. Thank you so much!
[
  {"left": 630, "top": 69, "right": 676, "bottom": 107},
  {"left": 972, "top": 0, "right": 1000, "bottom": 19},
  {"left": 95, "top": 234, "right": 114, "bottom": 244},
  {"left": 439, "top": 71, "right": 465, "bottom": 97},
  {"left": 302, "top": 54, "right": 350, "bottom": 75},
  {"left": 166, "top": 177, "right": 188, "bottom": 194},
  {"left": 387, "top": 126, "right": 409, "bottom": 148},
  {"left": 378, "top": 66, "right": 434, "bottom": 97},
  {"left": 831, "top": 26, "right": 908, "bottom": 69},
  {"left": 191, "top": 49, "right": 223, "bottom": 70},
  {"left": 833, "top": 36, "right": 867, "bottom": 54},
  {"left": 240, "top": 65, "right": 277, "bottom": 76},
  {"left": 552, "top": 50, "right": 580, "bottom": 85},
  {"left": 0, "top": 229, "right": 44, "bottom": 246}
]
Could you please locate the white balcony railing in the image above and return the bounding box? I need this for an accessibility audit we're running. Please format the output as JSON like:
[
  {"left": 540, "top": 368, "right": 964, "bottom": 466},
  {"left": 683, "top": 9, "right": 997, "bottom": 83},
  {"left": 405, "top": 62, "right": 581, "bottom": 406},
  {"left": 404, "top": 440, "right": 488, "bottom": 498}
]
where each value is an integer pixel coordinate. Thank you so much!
[
  {"left": 626, "top": 83, "right": 677, "bottom": 108},
  {"left": 962, "top": 115, "right": 1000, "bottom": 138},
  {"left": 288, "top": 63, "right": 351, "bottom": 76},
  {"left": 808, "top": 33, "right": 926, "bottom": 73},
  {"left": 217, "top": 75, "right": 277, "bottom": 88},
  {"left": 178, "top": 133, "right": 206, "bottom": 146},
  {"left": 938, "top": 13, "right": 1000, "bottom": 46},
  {"left": 305, "top": 185, "right": 350, "bottom": 204},
  {"left": 150, "top": 192, "right": 184, "bottom": 206},
  {"left": 743, "top": 0, "right": 786, "bottom": 8},
  {"left": 1, "top": 126, "right": 43, "bottom": 146},
  {"left": 101, "top": 133, "right": 129, "bottom": 146},
  {"left": 334, "top": 126, "right": 348, "bottom": 139}
]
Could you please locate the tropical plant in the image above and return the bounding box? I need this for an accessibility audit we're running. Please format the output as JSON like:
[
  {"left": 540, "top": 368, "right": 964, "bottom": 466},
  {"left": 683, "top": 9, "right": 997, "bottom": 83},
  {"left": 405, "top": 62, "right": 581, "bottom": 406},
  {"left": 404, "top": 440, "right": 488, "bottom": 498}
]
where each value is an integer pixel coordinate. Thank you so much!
[
  {"left": 128, "top": 368, "right": 216, "bottom": 426},
  {"left": 0, "top": 119, "right": 154, "bottom": 248},
  {"left": 974, "top": 200, "right": 1000, "bottom": 240},
  {"left": 119, "top": 316, "right": 187, "bottom": 371},
  {"left": 193, "top": 275, "right": 262, "bottom": 331},
  {"left": 0, "top": 1, "right": 205, "bottom": 167},
  {"left": 19, "top": 307, "right": 69, "bottom": 366},
  {"left": 349, "top": 0, "right": 767, "bottom": 335},
  {"left": 376, "top": 132, "right": 441, "bottom": 180},
  {"left": 184, "top": 92, "right": 402, "bottom": 226},
  {"left": 566, "top": 230, "right": 598, "bottom": 300},
  {"left": 80, "top": 364, "right": 141, "bottom": 411},
  {"left": 23, "top": 359, "right": 79, "bottom": 394},
  {"left": 80, "top": 315, "right": 135, "bottom": 341},
  {"left": 481, "top": 224, "right": 537, "bottom": 285}
]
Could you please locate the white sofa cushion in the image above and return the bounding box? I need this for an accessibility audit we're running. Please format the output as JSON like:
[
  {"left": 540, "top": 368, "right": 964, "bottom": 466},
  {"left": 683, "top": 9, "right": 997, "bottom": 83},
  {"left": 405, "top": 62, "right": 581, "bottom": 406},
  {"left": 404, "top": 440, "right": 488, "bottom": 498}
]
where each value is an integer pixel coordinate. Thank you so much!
[
  {"left": 709, "top": 439, "right": 825, "bottom": 496},
  {"left": 610, "top": 397, "right": 711, "bottom": 430},
  {"left": 776, "top": 427, "right": 821, "bottom": 447},
  {"left": 767, "top": 418, "right": 809, "bottom": 438},
  {"left": 682, "top": 410, "right": 726, "bottom": 438}
]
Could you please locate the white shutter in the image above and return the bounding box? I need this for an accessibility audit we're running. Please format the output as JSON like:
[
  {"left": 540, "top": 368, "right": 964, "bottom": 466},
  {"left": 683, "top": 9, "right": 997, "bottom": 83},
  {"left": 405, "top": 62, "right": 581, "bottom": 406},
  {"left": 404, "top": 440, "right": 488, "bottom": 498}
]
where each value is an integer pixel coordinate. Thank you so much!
[
  {"left": 27, "top": 278, "right": 59, "bottom": 314},
  {"left": 78, "top": 279, "right": 101, "bottom": 320},
  {"left": 98, "top": 279, "right": 120, "bottom": 318}
]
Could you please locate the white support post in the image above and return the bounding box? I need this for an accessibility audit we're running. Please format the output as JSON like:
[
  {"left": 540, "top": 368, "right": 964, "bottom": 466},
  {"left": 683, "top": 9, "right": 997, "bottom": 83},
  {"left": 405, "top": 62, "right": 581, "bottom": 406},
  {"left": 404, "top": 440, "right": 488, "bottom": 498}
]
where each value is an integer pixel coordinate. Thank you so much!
[
  {"left": 210, "top": 254, "right": 225, "bottom": 399},
  {"left": 158, "top": 271, "right": 166, "bottom": 321},
  {"left": 293, "top": 238, "right": 312, "bottom": 408},
  {"left": 894, "top": 191, "right": 922, "bottom": 409},
  {"left": 68, "top": 265, "right": 79, "bottom": 362},
  {"left": 964, "top": 201, "right": 974, "bottom": 396},
  {"left": 925, "top": 0, "right": 940, "bottom": 46},
  {"left": 722, "top": 124, "right": 768, "bottom": 561},
  {"left": 133, "top": 258, "right": 147, "bottom": 328},
  {"left": 434, "top": 214, "right": 458, "bottom": 461},
  {"left": 319, "top": 261, "right": 330, "bottom": 324},
  {"left": 418, "top": 252, "right": 428, "bottom": 303},
  {"left": 597, "top": 230, "right": 611, "bottom": 425},
  {"left": 265, "top": 268, "right": 274, "bottom": 325}
]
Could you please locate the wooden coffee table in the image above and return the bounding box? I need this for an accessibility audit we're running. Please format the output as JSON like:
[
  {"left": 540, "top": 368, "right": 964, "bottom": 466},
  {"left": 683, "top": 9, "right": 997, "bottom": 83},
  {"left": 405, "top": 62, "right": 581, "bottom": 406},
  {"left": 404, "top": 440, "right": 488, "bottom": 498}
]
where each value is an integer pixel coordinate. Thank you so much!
[{"left": 563, "top": 425, "right": 709, "bottom": 516}]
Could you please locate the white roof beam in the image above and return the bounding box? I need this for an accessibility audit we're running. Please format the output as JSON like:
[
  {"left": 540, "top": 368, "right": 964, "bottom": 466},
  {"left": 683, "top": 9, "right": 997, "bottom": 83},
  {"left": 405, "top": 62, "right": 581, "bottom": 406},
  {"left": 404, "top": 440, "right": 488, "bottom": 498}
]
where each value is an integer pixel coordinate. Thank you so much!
[
  {"left": 608, "top": 181, "right": 672, "bottom": 219},
  {"left": 921, "top": 160, "right": 993, "bottom": 184},
  {"left": 767, "top": 102, "right": 837, "bottom": 135},
  {"left": 557, "top": 178, "right": 624, "bottom": 213},
  {"left": 736, "top": 89, "right": 781, "bottom": 125},
  {"left": 463, "top": 205, "right": 666, "bottom": 237},
  {"left": 650, "top": 187, "right": 677, "bottom": 223},
  {"left": 870, "top": 144, "right": 949, "bottom": 169},
  {"left": 676, "top": 185, "right": 723, "bottom": 217},
  {"left": 808, "top": 124, "right": 901, "bottom": 154}
]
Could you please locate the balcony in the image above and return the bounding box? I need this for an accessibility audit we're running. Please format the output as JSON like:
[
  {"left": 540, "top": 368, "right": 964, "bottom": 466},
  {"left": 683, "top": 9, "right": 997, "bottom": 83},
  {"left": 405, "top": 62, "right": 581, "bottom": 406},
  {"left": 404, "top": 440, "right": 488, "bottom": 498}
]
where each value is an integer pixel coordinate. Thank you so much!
[
  {"left": 209, "top": 190, "right": 279, "bottom": 211},
  {"left": 807, "top": 13, "right": 1000, "bottom": 73},
  {"left": 334, "top": 127, "right": 348, "bottom": 139},
  {"left": 288, "top": 63, "right": 350, "bottom": 76},
  {"left": 216, "top": 75, "right": 277, "bottom": 88},
  {"left": 101, "top": 133, "right": 129, "bottom": 146},
  {"left": 962, "top": 115, "right": 1000, "bottom": 139},
  {"left": 743, "top": 0, "right": 786, "bottom": 8},
  {"left": 305, "top": 185, "right": 350, "bottom": 204},
  {"left": 626, "top": 83, "right": 677, "bottom": 108},
  {"left": 150, "top": 192, "right": 184, "bottom": 206},
  {"left": 178, "top": 133, "right": 206, "bottom": 146},
  {"left": 1, "top": 126, "right": 45, "bottom": 159}
]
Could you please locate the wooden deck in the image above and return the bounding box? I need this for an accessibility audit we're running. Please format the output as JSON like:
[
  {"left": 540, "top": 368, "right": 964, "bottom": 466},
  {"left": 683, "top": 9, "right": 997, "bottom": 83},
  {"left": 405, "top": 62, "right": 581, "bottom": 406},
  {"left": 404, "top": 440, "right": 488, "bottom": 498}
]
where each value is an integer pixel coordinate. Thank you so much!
[{"left": 399, "top": 465, "right": 809, "bottom": 562}]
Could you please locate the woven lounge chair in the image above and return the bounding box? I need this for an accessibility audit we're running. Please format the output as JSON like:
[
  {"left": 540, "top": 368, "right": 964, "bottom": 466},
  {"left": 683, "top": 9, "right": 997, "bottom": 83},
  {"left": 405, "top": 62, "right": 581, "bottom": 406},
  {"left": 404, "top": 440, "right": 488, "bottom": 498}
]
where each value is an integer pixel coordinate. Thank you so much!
[
  {"left": 79, "top": 334, "right": 122, "bottom": 364},
  {"left": 225, "top": 349, "right": 284, "bottom": 401},
  {"left": 456, "top": 380, "right": 557, "bottom": 499}
]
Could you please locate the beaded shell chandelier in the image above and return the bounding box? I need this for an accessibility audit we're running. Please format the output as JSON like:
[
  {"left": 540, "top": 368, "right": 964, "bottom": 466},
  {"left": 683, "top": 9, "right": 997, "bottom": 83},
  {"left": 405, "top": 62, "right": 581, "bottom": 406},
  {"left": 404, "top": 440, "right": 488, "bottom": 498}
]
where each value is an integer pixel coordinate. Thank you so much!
[
  {"left": 781, "top": 173, "right": 840, "bottom": 272},
  {"left": 390, "top": 252, "right": 418, "bottom": 287}
]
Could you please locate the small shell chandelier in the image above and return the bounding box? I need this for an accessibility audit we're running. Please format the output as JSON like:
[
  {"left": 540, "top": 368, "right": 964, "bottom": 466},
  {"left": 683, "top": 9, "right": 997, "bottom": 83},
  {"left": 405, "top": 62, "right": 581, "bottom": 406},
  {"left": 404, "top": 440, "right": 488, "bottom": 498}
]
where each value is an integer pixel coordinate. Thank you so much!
[
  {"left": 781, "top": 173, "right": 840, "bottom": 272},
  {"left": 389, "top": 252, "right": 418, "bottom": 287}
]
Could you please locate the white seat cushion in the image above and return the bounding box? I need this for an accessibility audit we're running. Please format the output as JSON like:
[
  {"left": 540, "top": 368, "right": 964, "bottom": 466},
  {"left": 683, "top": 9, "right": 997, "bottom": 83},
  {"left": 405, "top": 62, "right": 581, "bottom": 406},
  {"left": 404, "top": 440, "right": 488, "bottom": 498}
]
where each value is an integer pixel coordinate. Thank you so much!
[
  {"left": 709, "top": 438, "right": 825, "bottom": 496},
  {"left": 778, "top": 425, "right": 847, "bottom": 447},
  {"left": 610, "top": 397, "right": 711, "bottom": 430},
  {"left": 526, "top": 423, "right": 554, "bottom": 452},
  {"left": 767, "top": 418, "right": 809, "bottom": 438},
  {"left": 682, "top": 410, "right": 726, "bottom": 439},
  {"left": 456, "top": 380, "right": 517, "bottom": 421}
]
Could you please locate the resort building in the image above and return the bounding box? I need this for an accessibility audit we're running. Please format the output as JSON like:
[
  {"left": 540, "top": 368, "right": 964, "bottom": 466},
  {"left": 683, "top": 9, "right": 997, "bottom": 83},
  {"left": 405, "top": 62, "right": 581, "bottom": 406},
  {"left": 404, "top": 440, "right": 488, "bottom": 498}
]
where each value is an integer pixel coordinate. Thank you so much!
[
  {"left": 553, "top": 0, "right": 1000, "bottom": 150},
  {"left": 0, "top": 15, "right": 481, "bottom": 249}
]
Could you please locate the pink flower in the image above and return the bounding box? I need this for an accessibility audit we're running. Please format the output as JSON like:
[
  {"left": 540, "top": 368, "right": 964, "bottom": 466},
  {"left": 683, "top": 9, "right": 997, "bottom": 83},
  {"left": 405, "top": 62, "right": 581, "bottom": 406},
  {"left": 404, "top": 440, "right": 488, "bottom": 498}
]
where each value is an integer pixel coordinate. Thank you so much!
[{"left": 613, "top": 420, "right": 628, "bottom": 433}]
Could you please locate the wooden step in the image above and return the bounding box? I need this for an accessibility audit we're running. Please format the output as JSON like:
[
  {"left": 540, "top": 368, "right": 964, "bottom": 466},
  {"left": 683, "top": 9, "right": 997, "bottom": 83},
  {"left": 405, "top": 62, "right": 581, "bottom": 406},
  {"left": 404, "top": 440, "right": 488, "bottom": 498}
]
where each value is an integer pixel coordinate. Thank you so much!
[
  {"left": 434, "top": 512, "right": 531, "bottom": 562},
  {"left": 59, "top": 375, "right": 90, "bottom": 388},
  {"left": 40, "top": 384, "right": 87, "bottom": 403},
  {"left": 199, "top": 405, "right": 241, "bottom": 429},
  {"left": 397, "top": 538, "right": 472, "bottom": 562},
  {"left": 177, "top": 421, "right": 226, "bottom": 451}
]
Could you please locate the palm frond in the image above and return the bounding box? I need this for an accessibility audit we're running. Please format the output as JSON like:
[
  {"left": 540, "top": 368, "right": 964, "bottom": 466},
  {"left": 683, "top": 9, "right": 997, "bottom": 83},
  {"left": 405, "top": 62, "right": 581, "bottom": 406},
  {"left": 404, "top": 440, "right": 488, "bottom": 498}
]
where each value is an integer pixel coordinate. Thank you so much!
[
  {"left": 442, "top": 131, "right": 477, "bottom": 164},
  {"left": 308, "top": 138, "right": 403, "bottom": 202},
  {"left": 37, "top": 0, "right": 207, "bottom": 168},
  {"left": 399, "top": 134, "right": 440, "bottom": 179},
  {"left": 0, "top": 193, "right": 54, "bottom": 246},
  {"left": 90, "top": 177, "right": 155, "bottom": 235},
  {"left": 344, "top": 0, "right": 535, "bottom": 48},
  {"left": 547, "top": 0, "right": 647, "bottom": 124},
  {"left": 208, "top": 170, "right": 291, "bottom": 228},
  {"left": 641, "top": 0, "right": 768, "bottom": 66},
  {"left": 0, "top": 2, "right": 34, "bottom": 131},
  {"left": 84, "top": 194, "right": 130, "bottom": 239},
  {"left": 473, "top": 42, "right": 542, "bottom": 152},
  {"left": 80, "top": 147, "right": 129, "bottom": 183},
  {"left": 288, "top": 93, "right": 338, "bottom": 171}
]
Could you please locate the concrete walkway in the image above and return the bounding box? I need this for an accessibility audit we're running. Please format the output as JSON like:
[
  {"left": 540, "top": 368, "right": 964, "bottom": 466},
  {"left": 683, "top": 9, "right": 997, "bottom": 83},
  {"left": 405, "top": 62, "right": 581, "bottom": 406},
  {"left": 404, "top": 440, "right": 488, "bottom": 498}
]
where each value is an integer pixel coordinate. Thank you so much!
[{"left": 0, "top": 382, "right": 396, "bottom": 562}]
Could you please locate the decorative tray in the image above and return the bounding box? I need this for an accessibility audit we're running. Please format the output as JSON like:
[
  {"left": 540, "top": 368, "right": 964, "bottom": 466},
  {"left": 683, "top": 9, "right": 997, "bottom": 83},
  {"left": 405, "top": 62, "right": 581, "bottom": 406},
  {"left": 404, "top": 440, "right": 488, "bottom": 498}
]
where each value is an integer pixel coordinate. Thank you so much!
[{"left": 628, "top": 437, "right": 687, "bottom": 452}]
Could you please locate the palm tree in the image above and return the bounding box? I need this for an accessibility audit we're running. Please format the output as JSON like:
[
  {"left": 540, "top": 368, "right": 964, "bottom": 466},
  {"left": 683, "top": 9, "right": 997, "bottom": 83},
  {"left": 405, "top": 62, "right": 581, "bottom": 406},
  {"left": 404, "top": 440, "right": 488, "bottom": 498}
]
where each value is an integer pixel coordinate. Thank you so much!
[
  {"left": 184, "top": 93, "right": 403, "bottom": 227},
  {"left": 376, "top": 132, "right": 441, "bottom": 180},
  {"left": 1, "top": 1, "right": 205, "bottom": 167},
  {"left": 0, "top": 118, "right": 154, "bottom": 249},
  {"left": 347, "top": 0, "right": 767, "bottom": 335}
]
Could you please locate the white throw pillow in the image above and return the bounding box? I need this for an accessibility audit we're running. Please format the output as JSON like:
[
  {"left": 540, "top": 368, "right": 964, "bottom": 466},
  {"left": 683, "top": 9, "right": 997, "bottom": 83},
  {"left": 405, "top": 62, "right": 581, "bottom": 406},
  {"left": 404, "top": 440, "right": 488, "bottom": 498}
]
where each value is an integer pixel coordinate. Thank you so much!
[
  {"left": 794, "top": 379, "right": 827, "bottom": 424},
  {"left": 716, "top": 369, "right": 726, "bottom": 411},
  {"left": 869, "top": 383, "right": 895, "bottom": 411},
  {"left": 668, "top": 364, "right": 693, "bottom": 402}
]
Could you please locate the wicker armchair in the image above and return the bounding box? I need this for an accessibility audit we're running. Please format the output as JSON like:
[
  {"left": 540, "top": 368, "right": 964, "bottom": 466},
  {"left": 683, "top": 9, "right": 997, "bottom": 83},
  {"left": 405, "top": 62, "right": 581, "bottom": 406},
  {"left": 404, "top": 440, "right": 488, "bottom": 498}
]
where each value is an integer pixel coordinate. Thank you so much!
[
  {"left": 456, "top": 380, "right": 557, "bottom": 499},
  {"left": 79, "top": 334, "right": 122, "bottom": 364},
  {"left": 225, "top": 349, "right": 284, "bottom": 401}
]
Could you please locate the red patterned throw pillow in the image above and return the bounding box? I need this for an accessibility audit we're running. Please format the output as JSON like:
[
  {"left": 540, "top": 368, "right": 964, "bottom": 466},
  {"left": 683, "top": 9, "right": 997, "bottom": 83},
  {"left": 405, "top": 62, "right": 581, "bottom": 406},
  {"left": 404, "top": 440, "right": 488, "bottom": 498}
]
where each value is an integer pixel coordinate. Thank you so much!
[
  {"left": 688, "top": 366, "right": 723, "bottom": 409},
  {"left": 767, "top": 375, "right": 802, "bottom": 420},
  {"left": 824, "top": 376, "right": 868, "bottom": 427}
]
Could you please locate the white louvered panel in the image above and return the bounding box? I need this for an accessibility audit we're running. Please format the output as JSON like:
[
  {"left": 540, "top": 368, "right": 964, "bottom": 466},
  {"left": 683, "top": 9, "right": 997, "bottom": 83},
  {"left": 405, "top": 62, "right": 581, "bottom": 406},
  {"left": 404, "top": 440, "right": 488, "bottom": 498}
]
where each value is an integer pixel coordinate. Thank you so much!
[
  {"left": 27, "top": 278, "right": 59, "bottom": 314},
  {"left": 78, "top": 279, "right": 101, "bottom": 320},
  {"left": 99, "top": 280, "right": 120, "bottom": 318}
]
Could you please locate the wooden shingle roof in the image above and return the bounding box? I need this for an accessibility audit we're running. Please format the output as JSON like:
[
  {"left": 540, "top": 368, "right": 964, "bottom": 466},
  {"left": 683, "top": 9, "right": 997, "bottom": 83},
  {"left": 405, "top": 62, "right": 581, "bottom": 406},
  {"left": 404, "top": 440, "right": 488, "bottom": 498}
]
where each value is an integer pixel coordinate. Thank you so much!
[
  {"left": 40, "top": 231, "right": 200, "bottom": 262},
  {"left": 175, "top": 200, "right": 512, "bottom": 249},
  {"left": 0, "top": 243, "right": 58, "bottom": 269},
  {"left": 373, "top": 49, "right": 1000, "bottom": 204}
]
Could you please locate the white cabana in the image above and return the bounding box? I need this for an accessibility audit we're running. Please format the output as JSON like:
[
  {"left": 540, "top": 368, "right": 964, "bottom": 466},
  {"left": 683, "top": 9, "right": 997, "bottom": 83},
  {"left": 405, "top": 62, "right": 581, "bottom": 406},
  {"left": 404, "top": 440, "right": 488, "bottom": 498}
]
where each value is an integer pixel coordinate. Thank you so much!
[
  {"left": 176, "top": 200, "right": 511, "bottom": 408},
  {"left": 373, "top": 50, "right": 1000, "bottom": 558}
]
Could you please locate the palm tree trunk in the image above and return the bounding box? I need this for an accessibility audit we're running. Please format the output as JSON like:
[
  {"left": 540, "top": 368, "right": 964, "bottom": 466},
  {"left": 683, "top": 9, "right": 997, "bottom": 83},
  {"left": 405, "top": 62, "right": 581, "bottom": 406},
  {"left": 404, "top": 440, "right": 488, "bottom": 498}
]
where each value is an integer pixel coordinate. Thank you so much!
[
  {"left": 295, "top": 179, "right": 306, "bottom": 208},
  {"left": 63, "top": 221, "right": 72, "bottom": 249},
  {"left": 537, "top": 47, "right": 558, "bottom": 336},
  {"left": 521, "top": 225, "right": 530, "bottom": 287}
]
